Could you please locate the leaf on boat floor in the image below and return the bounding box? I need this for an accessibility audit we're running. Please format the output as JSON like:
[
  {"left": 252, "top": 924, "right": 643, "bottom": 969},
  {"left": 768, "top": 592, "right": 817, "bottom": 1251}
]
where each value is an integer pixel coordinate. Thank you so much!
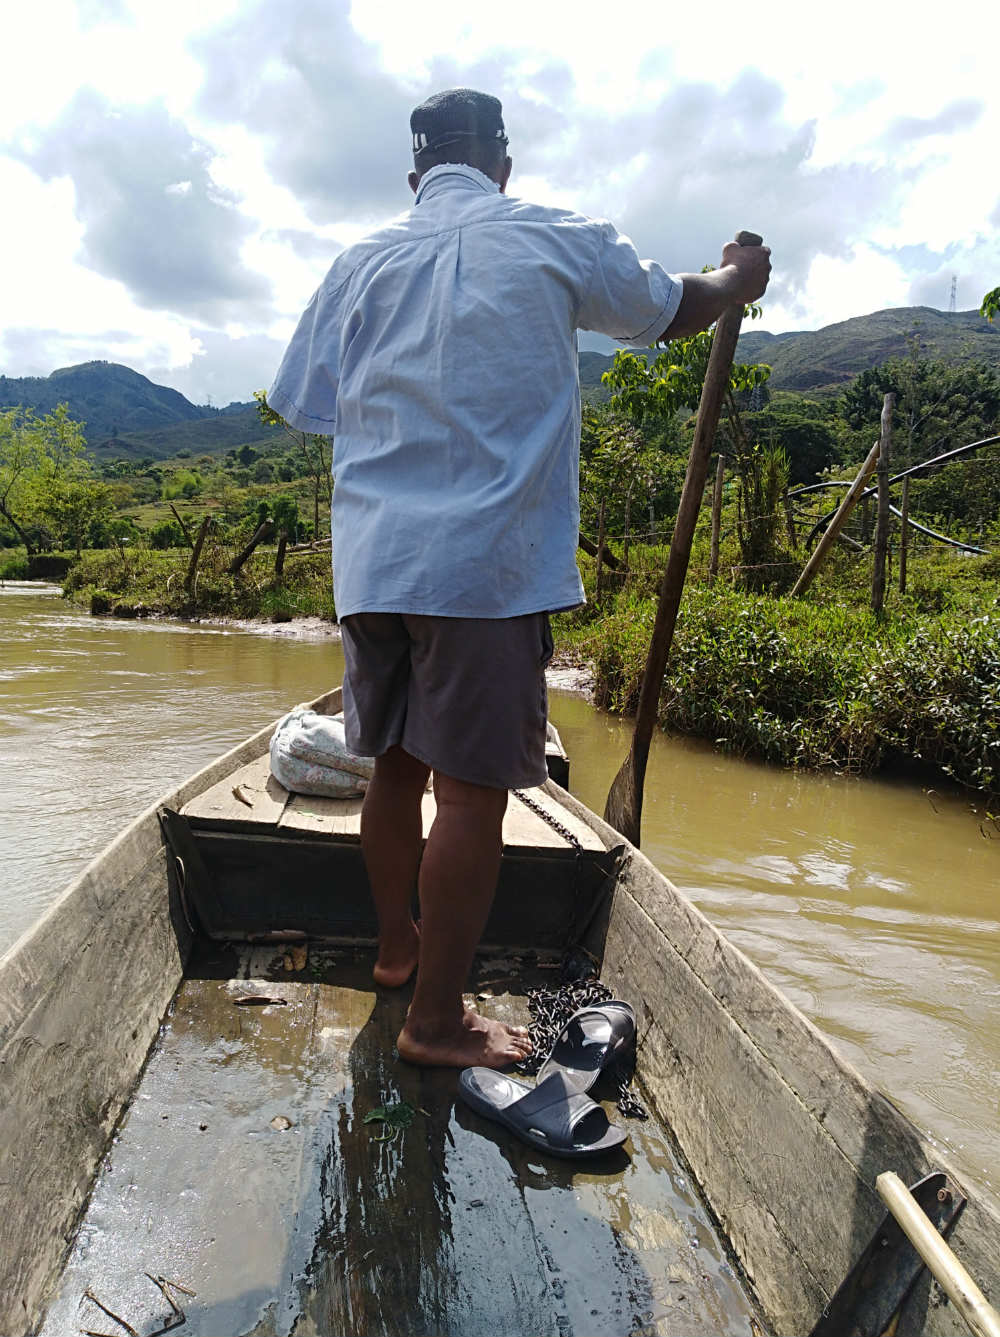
[{"left": 363, "top": 1100, "right": 422, "bottom": 1142}]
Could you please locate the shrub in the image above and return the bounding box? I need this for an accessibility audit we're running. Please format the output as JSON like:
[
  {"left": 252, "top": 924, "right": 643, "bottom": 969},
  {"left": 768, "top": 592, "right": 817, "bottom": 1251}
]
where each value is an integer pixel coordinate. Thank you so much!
[{"left": 0, "top": 552, "right": 29, "bottom": 580}]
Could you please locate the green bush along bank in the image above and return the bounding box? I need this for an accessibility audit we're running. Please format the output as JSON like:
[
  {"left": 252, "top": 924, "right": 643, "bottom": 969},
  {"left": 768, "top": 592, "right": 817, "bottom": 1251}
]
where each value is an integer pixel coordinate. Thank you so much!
[
  {"left": 63, "top": 545, "right": 335, "bottom": 623},
  {"left": 553, "top": 544, "right": 1000, "bottom": 798}
]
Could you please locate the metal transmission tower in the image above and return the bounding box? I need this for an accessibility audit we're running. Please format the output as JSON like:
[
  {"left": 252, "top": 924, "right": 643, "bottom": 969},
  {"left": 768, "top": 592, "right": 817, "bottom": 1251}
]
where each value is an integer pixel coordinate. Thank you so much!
[{"left": 949, "top": 275, "right": 957, "bottom": 312}]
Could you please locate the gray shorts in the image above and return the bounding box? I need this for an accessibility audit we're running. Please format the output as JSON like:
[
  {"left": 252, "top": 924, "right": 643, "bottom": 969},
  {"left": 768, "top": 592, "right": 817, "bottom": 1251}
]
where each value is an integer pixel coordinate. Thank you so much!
[{"left": 339, "top": 612, "right": 553, "bottom": 790}]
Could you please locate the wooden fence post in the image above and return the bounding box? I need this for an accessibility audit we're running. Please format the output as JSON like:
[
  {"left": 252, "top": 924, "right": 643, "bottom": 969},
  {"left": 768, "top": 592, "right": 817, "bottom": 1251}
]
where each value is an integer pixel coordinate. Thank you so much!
[
  {"left": 184, "top": 516, "right": 212, "bottom": 596},
  {"left": 229, "top": 520, "right": 274, "bottom": 576},
  {"left": 709, "top": 454, "right": 725, "bottom": 584},
  {"left": 169, "top": 503, "right": 195, "bottom": 549},
  {"left": 274, "top": 529, "right": 289, "bottom": 579},
  {"left": 595, "top": 500, "right": 607, "bottom": 600},
  {"left": 871, "top": 392, "right": 895, "bottom": 615},
  {"left": 622, "top": 484, "right": 634, "bottom": 578},
  {"left": 791, "top": 438, "right": 882, "bottom": 597},
  {"left": 783, "top": 493, "right": 798, "bottom": 550},
  {"left": 898, "top": 475, "right": 910, "bottom": 594}
]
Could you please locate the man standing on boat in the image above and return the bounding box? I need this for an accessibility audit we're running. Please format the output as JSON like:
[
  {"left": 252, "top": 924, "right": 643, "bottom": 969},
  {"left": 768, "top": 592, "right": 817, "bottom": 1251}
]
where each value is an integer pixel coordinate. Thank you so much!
[{"left": 268, "top": 89, "right": 770, "bottom": 1068}]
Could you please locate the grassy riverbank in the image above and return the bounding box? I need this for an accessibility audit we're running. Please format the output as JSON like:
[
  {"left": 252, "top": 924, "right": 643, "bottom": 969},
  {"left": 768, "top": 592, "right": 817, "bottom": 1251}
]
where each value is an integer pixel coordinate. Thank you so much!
[
  {"left": 552, "top": 543, "right": 1000, "bottom": 798},
  {"left": 46, "top": 536, "right": 1000, "bottom": 798},
  {"left": 62, "top": 545, "right": 335, "bottom": 622}
]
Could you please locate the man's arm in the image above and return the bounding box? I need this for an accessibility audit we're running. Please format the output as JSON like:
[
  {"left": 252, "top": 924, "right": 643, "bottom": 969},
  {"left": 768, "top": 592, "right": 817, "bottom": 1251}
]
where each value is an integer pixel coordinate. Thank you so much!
[{"left": 660, "top": 241, "right": 772, "bottom": 341}]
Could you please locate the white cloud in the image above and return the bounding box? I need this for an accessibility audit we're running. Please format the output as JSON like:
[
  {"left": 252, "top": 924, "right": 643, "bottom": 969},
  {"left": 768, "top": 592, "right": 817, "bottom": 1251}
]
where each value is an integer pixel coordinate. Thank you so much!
[{"left": 2, "top": 0, "right": 999, "bottom": 399}]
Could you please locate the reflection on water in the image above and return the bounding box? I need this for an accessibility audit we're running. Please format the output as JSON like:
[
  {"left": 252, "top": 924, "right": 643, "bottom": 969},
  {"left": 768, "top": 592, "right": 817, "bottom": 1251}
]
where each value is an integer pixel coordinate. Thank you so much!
[
  {"left": 0, "top": 586, "right": 343, "bottom": 953},
  {"left": 546, "top": 693, "right": 1000, "bottom": 1189},
  {"left": 2, "top": 585, "right": 998, "bottom": 1189}
]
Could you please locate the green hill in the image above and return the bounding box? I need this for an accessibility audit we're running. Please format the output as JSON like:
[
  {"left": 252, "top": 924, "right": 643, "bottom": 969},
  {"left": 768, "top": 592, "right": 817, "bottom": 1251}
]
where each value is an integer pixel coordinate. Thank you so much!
[
  {"left": 0, "top": 362, "right": 206, "bottom": 446},
  {"left": 580, "top": 306, "right": 1000, "bottom": 400},
  {"left": 736, "top": 307, "right": 1000, "bottom": 394},
  {"left": 102, "top": 407, "right": 282, "bottom": 459},
  {"left": 0, "top": 361, "right": 283, "bottom": 460},
  {"left": 5, "top": 305, "right": 999, "bottom": 463}
]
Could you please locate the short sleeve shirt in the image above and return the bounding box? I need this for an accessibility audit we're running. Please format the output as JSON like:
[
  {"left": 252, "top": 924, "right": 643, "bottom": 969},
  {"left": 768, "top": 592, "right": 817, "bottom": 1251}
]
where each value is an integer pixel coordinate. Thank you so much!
[{"left": 267, "top": 164, "right": 682, "bottom": 619}]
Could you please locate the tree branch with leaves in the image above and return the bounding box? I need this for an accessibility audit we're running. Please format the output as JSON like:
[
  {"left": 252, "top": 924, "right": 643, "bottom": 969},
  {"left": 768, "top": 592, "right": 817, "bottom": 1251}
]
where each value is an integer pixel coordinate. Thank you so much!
[{"left": 254, "top": 391, "right": 332, "bottom": 539}]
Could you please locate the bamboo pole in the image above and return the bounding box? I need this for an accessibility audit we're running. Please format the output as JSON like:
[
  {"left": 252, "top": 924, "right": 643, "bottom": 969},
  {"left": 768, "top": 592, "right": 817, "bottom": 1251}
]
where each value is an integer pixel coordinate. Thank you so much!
[
  {"left": 872, "top": 392, "right": 895, "bottom": 614},
  {"left": 791, "top": 438, "right": 881, "bottom": 597},
  {"left": 899, "top": 475, "right": 910, "bottom": 593},
  {"left": 877, "top": 1173, "right": 1000, "bottom": 1337},
  {"left": 709, "top": 454, "right": 725, "bottom": 583}
]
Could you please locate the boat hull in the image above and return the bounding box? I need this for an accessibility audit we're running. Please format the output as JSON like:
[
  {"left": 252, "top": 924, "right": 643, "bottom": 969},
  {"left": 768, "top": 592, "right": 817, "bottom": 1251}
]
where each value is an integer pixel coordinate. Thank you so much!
[{"left": 2, "top": 690, "right": 997, "bottom": 1336}]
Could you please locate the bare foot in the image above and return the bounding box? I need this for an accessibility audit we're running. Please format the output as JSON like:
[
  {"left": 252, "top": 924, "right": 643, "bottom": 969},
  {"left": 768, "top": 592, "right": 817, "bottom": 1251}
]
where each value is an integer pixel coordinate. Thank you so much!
[
  {"left": 373, "top": 921, "right": 420, "bottom": 988},
  {"left": 462, "top": 1004, "right": 529, "bottom": 1040},
  {"left": 398, "top": 1009, "right": 533, "bottom": 1068}
]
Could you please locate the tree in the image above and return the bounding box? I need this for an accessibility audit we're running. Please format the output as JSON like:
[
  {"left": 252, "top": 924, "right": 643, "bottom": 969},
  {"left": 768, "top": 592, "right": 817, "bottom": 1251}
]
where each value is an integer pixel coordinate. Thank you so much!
[
  {"left": 270, "top": 494, "right": 302, "bottom": 541},
  {"left": 579, "top": 408, "right": 683, "bottom": 543},
  {"left": 742, "top": 398, "right": 839, "bottom": 485},
  {"left": 0, "top": 403, "right": 96, "bottom": 554},
  {"left": 602, "top": 301, "right": 771, "bottom": 424},
  {"left": 840, "top": 347, "right": 1000, "bottom": 469},
  {"left": 37, "top": 476, "right": 113, "bottom": 557},
  {"left": 981, "top": 287, "right": 1000, "bottom": 323},
  {"left": 254, "top": 391, "right": 332, "bottom": 538}
]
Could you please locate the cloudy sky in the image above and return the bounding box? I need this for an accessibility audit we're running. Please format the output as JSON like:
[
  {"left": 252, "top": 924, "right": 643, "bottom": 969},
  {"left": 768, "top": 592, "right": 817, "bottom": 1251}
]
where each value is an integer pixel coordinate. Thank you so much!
[{"left": 2, "top": 0, "right": 998, "bottom": 408}]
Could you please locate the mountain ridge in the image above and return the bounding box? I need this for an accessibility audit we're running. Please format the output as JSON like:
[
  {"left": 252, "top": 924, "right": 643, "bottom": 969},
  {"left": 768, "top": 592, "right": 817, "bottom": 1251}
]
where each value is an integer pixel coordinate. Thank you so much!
[{"left": 3, "top": 306, "right": 998, "bottom": 459}]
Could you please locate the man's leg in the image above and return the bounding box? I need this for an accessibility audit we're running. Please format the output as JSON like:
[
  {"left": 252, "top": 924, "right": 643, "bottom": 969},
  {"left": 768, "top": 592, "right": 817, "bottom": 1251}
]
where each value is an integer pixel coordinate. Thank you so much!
[
  {"left": 361, "top": 744, "right": 430, "bottom": 987},
  {"left": 396, "top": 772, "right": 532, "bottom": 1068}
]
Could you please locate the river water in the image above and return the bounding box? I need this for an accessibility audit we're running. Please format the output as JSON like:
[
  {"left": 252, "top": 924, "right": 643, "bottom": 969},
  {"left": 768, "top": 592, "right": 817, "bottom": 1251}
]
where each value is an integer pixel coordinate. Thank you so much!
[{"left": 1, "top": 583, "right": 997, "bottom": 1190}]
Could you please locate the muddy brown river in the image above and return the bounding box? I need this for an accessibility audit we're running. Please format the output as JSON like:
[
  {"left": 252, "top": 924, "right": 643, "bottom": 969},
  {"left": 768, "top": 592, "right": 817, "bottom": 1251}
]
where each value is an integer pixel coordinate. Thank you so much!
[{"left": 1, "top": 583, "right": 997, "bottom": 1191}]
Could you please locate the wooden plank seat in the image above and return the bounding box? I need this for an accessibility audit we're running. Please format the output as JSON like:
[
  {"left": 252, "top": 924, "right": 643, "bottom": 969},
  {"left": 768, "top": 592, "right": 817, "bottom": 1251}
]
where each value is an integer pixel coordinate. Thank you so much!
[
  {"left": 170, "top": 755, "right": 616, "bottom": 953},
  {"left": 181, "top": 751, "right": 605, "bottom": 853}
]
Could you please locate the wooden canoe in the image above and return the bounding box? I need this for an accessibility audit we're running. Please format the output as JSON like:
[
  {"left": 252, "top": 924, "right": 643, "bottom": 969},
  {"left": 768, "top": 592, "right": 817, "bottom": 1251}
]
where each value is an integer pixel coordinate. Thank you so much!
[{"left": 2, "top": 687, "right": 997, "bottom": 1337}]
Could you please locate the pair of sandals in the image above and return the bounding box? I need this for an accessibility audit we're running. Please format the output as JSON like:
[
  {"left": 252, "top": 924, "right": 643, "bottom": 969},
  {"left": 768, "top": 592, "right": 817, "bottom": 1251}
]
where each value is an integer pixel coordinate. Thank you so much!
[{"left": 458, "top": 1000, "right": 636, "bottom": 1159}]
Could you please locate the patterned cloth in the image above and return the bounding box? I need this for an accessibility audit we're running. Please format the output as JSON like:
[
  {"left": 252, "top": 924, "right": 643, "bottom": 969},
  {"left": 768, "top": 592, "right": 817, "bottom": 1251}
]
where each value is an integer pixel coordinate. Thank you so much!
[{"left": 269, "top": 708, "right": 374, "bottom": 797}]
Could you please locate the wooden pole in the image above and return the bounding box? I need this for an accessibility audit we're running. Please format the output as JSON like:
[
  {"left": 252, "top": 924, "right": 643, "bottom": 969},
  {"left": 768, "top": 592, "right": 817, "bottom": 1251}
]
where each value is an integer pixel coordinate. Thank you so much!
[
  {"left": 169, "top": 503, "right": 195, "bottom": 549},
  {"left": 872, "top": 392, "right": 895, "bottom": 615},
  {"left": 623, "top": 484, "right": 633, "bottom": 577},
  {"left": 709, "top": 454, "right": 725, "bottom": 583},
  {"left": 578, "top": 531, "right": 620, "bottom": 570},
  {"left": 274, "top": 528, "right": 288, "bottom": 579},
  {"left": 783, "top": 493, "right": 798, "bottom": 550},
  {"left": 604, "top": 229, "right": 763, "bottom": 845},
  {"left": 790, "top": 438, "right": 882, "bottom": 597},
  {"left": 228, "top": 519, "right": 274, "bottom": 575},
  {"left": 899, "top": 475, "right": 910, "bottom": 594},
  {"left": 877, "top": 1173, "right": 1000, "bottom": 1337},
  {"left": 184, "top": 516, "right": 211, "bottom": 596},
  {"left": 595, "top": 499, "right": 607, "bottom": 600}
]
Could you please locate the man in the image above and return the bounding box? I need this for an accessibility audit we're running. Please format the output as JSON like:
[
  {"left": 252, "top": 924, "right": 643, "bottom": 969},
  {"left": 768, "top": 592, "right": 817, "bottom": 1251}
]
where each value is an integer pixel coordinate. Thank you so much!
[{"left": 268, "top": 88, "right": 770, "bottom": 1069}]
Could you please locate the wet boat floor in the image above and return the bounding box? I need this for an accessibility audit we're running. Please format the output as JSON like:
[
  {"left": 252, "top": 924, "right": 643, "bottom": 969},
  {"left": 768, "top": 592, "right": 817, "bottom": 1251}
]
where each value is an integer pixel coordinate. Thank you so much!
[{"left": 42, "top": 945, "right": 766, "bottom": 1337}]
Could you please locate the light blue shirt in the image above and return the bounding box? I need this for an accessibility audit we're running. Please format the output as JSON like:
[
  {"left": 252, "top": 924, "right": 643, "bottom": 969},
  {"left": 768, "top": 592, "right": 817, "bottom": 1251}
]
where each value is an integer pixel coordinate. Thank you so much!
[{"left": 268, "top": 164, "right": 682, "bottom": 619}]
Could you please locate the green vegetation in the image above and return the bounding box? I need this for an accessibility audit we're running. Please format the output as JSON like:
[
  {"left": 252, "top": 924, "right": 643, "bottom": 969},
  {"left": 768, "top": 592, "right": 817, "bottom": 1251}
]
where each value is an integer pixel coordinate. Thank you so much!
[
  {"left": 559, "top": 330, "right": 1000, "bottom": 797},
  {"left": 3, "top": 323, "right": 999, "bottom": 798},
  {"left": 554, "top": 543, "right": 1000, "bottom": 797},
  {"left": 63, "top": 545, "right": 335, "bottom": 622}
]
